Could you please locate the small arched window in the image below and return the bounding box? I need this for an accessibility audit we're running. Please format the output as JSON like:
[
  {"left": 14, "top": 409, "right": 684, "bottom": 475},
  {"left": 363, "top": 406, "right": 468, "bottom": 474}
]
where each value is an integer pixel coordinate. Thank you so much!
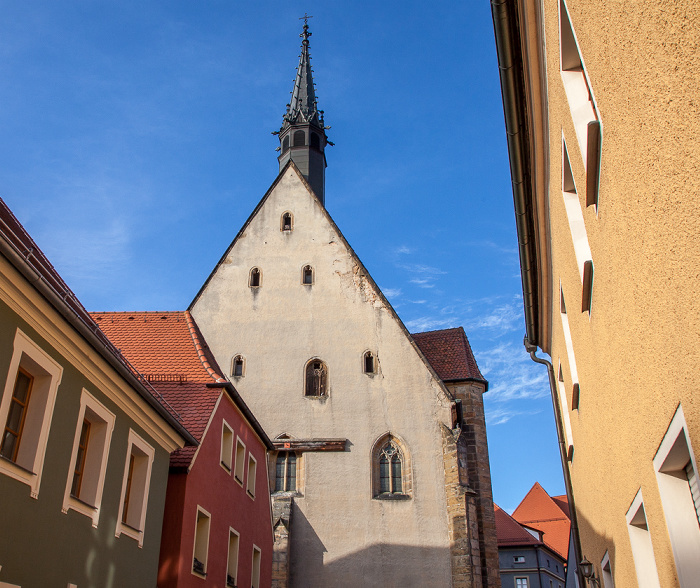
[
  {"left": 275, "top": 452, "right": 297, "bottom": 492},
  {"left": 364, "top": 351, "right": 375, "bottom": 374},
  {"left": 232, "top": 355, "right": 245, "bottom": 377},
  {"left": 249, "top": 267, "right": 261, "bottom": 288},
  {"left": 293, "top": 130, "right": 305, "bottom": 146},
  {"left": 302, "top": 265, "right": 314, "bottom": 285},
  {"left": 372, "top": 434, "right": 411, "bottom": 499},
  {"left": 310, "top": 132, "right": 320, "bottom": 150},
  {"left": 305, "top": 359, "right": 327, "bottom": 397},
  {"left": 281, "top": 212, "right": 293, "bottom": 232},
  {"left": 282, "top": 136, "right": 290, "bottom": 153}
]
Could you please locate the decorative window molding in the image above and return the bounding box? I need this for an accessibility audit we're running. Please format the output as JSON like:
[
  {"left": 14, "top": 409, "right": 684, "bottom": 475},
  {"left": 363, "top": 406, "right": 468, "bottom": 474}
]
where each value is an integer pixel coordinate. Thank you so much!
[
  {"left": 62, "top": 389, "right": 116, "bottom": 526},
  {"left": 274, "top": 451, "right": 298, "bottom": 493},
  {"left": 281, "top": 212, "right": 293, "bottom": 232},
  {"left": 247, "top": 453, "right": 257, "bottom": 498},
  {"left": 251, "top": 544, "right": 262, "bottom": 588},
  {"left": 192, "top": 506, "right": 211, "bottom": 578},
  {"left": 221, "top": 420, "right": 234, "bottom": 473},
  {"left": 625, "top": 489, "right": 662, "bottom": 588},
  {"left": 0, "top": 329, "right": 63, "bottom": 498},
  {"left": 304, "top": 358, "right": 328, "bottom": 397},
  {"left": 234, "top": 437, "right": 246, "bottom": 486},
  {"left": 227, "top": 528, "right": 240, "bottom": 587},
  {"left": 249, "top": 267, "right": 262, "bottom": 288},
  {"left": 231, "top": 355, "right": 245, "bottom": 378},
  {"left": 115, "top": 429, "right": 155, "bottom": 547},
  {"left": 363, "top": 351, "right": 376, "bottom": 375},
  {"left": 371, "top": 433, "right": 412, "bottom": 500},
  {"left": 559, "top": 0, "right": 602, "bottom": 208},
  {"left": 653, "top": 405, "right": 700, "bottom": 585},
  {"left": 302, "top": 265, "right": 314, "bottom": 286}
]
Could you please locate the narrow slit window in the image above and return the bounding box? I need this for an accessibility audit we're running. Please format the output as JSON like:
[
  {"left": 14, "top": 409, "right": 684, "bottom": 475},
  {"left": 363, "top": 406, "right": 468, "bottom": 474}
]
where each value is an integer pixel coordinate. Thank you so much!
[
  {"left": 302, "top": 265, "right": 314, "bottom": 285},
  {"left": 275, "top": 452, "right": 298, "bottom": 493},
  {"left": 192, "top": 507, "right": 211, "bottom": 577},
  {"left": 234, "top": 439, "right": 245, "bottom": 485},
  {"left": 232, "top": 355, "right": 245, "bottom": 378},
  {"left": 305, "top": 359, "right": 327, "bottom": 397},
  {"left": 247, "top": 454, "right": 257, "bottom": 498},
  {"left": 249, "top": 267, "right": 261, "bottom": 288},
  {"left": 227, "top": 529, "right": 240, "bottom": 587},
  {"left": 282, "top": 136, "right": 289, "bottom": 153},
  {"left": 221, "top": 421, "right": 233, "bottom": 472},
  {"left": 251, "top": 546, "right": 261, "bottom": 588},
  {"left": 364, "top": 351, "right": 375, "bottom": 374},
  {"left": 281, "top": 212, "right": 293, "bottom": 232}
]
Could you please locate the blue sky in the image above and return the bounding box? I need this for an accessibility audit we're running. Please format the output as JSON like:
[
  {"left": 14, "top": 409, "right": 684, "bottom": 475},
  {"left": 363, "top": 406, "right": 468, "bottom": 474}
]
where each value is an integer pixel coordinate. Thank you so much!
[{"left": 0, "top": 1, "right": 564, "bottom": 511}]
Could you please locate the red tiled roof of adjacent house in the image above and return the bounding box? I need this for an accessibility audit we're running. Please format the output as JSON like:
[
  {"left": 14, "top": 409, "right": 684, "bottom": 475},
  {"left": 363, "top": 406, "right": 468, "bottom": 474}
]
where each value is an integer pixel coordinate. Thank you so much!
[
  {"left": 494, "top": 504, "right": 542, "bottom": 547},
  {"left": 91, "top": 311, "right": 226, "bottom": 468},
  {"left": 0, "top": 198, "right": 193, "bottom": 443},
  {"left": 552, "top": 495, "right": 571, "bottom": 519},
  {"left": 512, "top": 482, "right": 571, "bottom": 560},
  {"left": 412, "top": 327, "right": 486, "bottom": 386}
]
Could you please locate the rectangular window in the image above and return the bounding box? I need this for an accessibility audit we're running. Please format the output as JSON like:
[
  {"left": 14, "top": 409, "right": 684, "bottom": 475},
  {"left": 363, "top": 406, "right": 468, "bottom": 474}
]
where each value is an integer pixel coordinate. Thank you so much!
[
  {"left": 625, "top": 490, "right": 661, "bottom": 588},
  {"left": 515, "top": 579, "right": 529, "bottom": 588},
  {"left": 116, "top": 429, "right": 155, "bottom": 547},
  {"left": 247, "top": 454, "right": 257, "bottom": 498},
  {"left": 557, "top": 363, "right": 574, "bottom": 460},
  {"left": 601, "top": 551, "right": 614, "bottom": 588},
  {"left": 192, "top": 507, "right": 211, "bottom": 577},
  {"left": 513, "top": 556, "right": 526, "bottom": 564},
  {"left": 62, "top": 389, "right": 115, "bottom": 526},
  {"left": 559, "top": 289, "right": 581, "bottom": 410},
  {"left": 234, "top": 438, "right": 246, "bottom": 485},
  {"left": 559, "top": 0, "right": 601, "bottom": 208},
  {"left": 0, "top": 329, "right": 63, "bottom": 498},
  {"left": 251, "top": 545, "right": 261, "bottom": 588},
  {"left": 653, "top": 405, "right": 700, "bottom": 585},
  {"left": 221, "top": 420, "right": 233, "bottom": 472},
  {"left": 227, "top": 528, "right": 240, "bottom": 587}
]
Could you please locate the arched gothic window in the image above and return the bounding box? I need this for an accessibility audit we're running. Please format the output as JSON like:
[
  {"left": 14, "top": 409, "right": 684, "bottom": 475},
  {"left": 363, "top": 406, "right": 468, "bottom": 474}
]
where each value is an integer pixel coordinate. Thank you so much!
[
  {"left": 275, "top": 452, "right": 297, "bottom": 492},
  {"left": 293, "top": 130, "right": 305, "bottom": 146},
  {"left": 302, "top": 265, "right": 314, "bottom": 285},
  {"left": 249, "top": 267, "right": 261, "bottom": 288},
  {"left": 305, "top": 359, "right": 327, "bottom": 397},
  {"left": 282, "top": 136, "right": 290, "bottom": 153},
  {"left": 232, "top": 355, "right": 245, "bottom": 378},
  {"left": 281, "top": 212, "right": 293, "bottom": 232},
  {"left": 364, "top": 351, "right": 375, "bottom": 374},
  {"left": 310, "top": 132, "right": 320, "bottom": 150},
  {"left": 372, "top": 435, "right": 411, "bottom": 499}
]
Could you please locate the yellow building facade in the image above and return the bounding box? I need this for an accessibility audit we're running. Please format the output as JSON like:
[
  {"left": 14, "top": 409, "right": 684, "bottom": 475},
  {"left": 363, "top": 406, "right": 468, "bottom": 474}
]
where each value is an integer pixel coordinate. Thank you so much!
[{"left": 492, "top": 0, "right": 700, "bottom": 586}]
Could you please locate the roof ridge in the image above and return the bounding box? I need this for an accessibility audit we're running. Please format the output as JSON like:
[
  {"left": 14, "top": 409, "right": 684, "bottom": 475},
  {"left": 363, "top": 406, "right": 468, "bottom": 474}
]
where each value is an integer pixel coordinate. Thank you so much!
[{"left": 184, "top": 311, "right": 225, "bottom": 384}]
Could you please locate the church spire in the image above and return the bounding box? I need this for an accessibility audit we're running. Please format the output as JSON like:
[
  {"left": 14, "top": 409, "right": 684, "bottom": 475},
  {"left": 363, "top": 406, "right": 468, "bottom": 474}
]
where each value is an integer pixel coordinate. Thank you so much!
[{"left": 276, "top": 16, "right": 330, "bottom": 205}]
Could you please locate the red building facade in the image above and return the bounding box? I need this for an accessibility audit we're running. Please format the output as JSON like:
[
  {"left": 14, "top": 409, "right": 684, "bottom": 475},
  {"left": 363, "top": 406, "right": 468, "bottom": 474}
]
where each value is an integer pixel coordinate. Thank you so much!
[{"left": 93, "top": 311, "right": 273, "bottom": 588}]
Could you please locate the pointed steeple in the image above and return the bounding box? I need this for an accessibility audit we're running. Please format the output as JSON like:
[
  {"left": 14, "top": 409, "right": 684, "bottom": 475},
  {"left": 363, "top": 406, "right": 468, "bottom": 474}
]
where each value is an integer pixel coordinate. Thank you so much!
[{"left": 276, "top": 16, "right": 330, "bottom": 205}]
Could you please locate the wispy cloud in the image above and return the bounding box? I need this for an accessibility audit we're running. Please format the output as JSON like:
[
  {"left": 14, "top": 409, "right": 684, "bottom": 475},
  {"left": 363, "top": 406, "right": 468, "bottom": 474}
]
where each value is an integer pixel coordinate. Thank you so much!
[
  {"left": 404, "top": 316, "right": 456, "bottom": 332},
  {"left": 382, "top": 287, "right": 402, "bottom": 299},
  {"left": 410, "top": 277, "right": 436, "bottom": 289},
  {"left": 394, "top": 245, "right": 413, "bottom": 255}
]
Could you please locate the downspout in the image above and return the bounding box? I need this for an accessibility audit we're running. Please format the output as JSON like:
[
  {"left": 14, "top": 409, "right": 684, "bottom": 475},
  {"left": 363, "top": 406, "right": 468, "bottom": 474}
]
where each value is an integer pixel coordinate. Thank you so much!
[{"left": 525, "top": 338, "right": 584, "bottom": 587}]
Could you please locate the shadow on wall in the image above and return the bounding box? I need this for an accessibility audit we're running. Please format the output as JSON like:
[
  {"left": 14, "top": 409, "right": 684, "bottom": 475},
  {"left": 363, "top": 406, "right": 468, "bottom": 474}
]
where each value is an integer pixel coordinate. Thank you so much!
[{"left": 570, "top": 509, "right": 616, "bottom": 588}]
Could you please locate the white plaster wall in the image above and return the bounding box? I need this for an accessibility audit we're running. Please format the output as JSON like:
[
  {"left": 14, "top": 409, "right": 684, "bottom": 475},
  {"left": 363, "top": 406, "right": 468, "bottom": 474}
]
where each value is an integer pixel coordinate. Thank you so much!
[{"left": 192, "top": 167, "right": 454, "bottom": 587}]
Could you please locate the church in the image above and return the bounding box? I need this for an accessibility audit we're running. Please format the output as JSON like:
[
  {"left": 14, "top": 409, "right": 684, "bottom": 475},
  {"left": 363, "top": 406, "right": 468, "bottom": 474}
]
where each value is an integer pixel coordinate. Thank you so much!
[{"left": 189, "top": 20, "right": 499, "bottom": 588}]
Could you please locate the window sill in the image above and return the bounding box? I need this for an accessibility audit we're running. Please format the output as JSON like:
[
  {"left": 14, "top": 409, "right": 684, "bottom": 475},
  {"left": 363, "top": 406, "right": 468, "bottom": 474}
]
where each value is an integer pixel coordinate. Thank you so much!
[
  {"left": 116, "top": 521, "right": 144, "bottom": 547},
  {"left": 0, "top": 454, "right": 38, "bottom": 497},
  {"left": 374, "top": 493, "right": 411, "bottom": 501},
  {"left": 220, "top": 461, "right": 232, "bottom": 473},
  {"left": 63, "top": 494, "right": 99, "bottom": 526},
  {"left": 234, "top": 475, "right": 243, "bottom": 487},
  {"left": 247, "top": 489, "right": 255, "bottom": 500}
]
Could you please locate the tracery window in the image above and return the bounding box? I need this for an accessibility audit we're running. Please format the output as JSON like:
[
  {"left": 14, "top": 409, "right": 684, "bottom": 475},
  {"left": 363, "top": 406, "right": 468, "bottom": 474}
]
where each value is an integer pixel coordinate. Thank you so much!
[
  {"left": 305, "top": 359, "right": 327, "bottom": 397},
  {"left": 372, "top": 434, "right": 411, "bottom": 499},
  {"left": 378, "top": 442, "right": 403, "bottom": 494},
  {"left": 275, "top": 452, "right": 297, "bottom": 492}
]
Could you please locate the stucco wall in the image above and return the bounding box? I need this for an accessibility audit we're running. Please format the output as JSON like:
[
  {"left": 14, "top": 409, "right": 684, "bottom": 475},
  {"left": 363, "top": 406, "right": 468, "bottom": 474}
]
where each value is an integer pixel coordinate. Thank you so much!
[
  {"left": 534, "top": 0, "right": 700, "bottom": 585},
  {"left": 191, "top": 167, "right": 455, "bottom": 587}
]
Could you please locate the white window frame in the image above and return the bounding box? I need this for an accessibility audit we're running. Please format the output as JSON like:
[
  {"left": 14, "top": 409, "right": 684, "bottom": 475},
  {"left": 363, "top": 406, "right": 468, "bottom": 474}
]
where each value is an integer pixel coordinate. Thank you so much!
[
  {"left": 515, "top": 578, "right": 529, "bottom": 588},
  {"left": 251, "top": 544, "right": 262, "bottom": 588},
  {"left": 557, "top": 361, "right": 575, "bottom": 460},
  {"left": 234, "top": 437, "right": 246, "bottom": 486},
  {"left": 61, "top": 389, "right": 115, "bottom": 526},
  {"left": 115, "top": 429, "right": 155, "bottom": 547},
  {"left": 191, "top": 505, "right": 211, "bottom": 578},
  {"left": 653, "top": 404, "right": 700, "bottom": 586},
  {"left": 600, "top": 550, "right": 614, "bottom": 588},
  {"left": 226, "top": 527, "right": 240, "bottom": 587},
  {"left": 247, "top": 453, "right": 257, "bottom": 499},
  {"left": 625, "top": 489, "right": 661, "bottom": 588},
  {"left": 0, "top": 329, "right": 63, "bottom": 498},
  {"left": 221, "top": 420, "right": 234, "bottom": 473}
]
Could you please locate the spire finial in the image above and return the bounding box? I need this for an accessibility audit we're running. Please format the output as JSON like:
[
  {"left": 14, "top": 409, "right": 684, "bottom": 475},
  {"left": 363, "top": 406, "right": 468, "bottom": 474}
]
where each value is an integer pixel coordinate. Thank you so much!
[{"left": 300, "top": 13, "right": 313, "bottom": 43}]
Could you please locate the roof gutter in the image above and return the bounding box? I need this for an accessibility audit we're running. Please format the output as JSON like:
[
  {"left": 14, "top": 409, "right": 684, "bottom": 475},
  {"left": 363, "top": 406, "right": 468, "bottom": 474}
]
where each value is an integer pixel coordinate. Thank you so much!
[
  {"left": 491, "top": 0, "right": 539, "bottom": 346},
  {"left": 0, "top": 240, "right": 197, "bottom": 447},
  {"left": 208, "top": 382, "right": 274, "bottom": 451}
]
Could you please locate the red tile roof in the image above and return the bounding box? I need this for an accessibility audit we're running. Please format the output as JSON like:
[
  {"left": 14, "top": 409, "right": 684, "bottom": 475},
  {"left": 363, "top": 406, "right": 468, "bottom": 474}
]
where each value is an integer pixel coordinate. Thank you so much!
[
  {"left": 512, "top": 482, "right": 571, "bottom": 560},
  {"left": 91, "top": 311, "right": 226, "bottom": 468},
  {"left": 412, "top": 327, "right": 486, "bottom": 386},
  {"left": 494, "top": 503, "right": 542, "bottom": 547},
  {"left": 0, "top": 197, "right": 193, "bottom": 444}
]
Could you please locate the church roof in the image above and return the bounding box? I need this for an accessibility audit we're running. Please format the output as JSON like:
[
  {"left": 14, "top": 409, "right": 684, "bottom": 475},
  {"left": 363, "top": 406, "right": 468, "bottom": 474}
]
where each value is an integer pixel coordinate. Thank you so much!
[
  {"left": 512, "top": 482, "right": 571, "bottom": 560},
  {"left": 280, "top": 18, "right": 325, "bottom": 132},
  {"left": 412, "top": 327, "right": 487, "bottom": 388},
  {"left": 494, "top": 504, "right": 542, "bottom": 547},
  {"left": 91, "top": 311, "right": 271, "bottom": 467},
  {"left": 0, "top": 197, "right": 195, "bottom": 445}
]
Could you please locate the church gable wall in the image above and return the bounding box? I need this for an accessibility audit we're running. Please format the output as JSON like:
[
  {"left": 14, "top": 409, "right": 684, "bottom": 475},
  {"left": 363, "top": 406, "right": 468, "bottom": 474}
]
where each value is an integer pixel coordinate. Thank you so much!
[{"left": 192, "top": 167, "right": 457, "bottom": 586}]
